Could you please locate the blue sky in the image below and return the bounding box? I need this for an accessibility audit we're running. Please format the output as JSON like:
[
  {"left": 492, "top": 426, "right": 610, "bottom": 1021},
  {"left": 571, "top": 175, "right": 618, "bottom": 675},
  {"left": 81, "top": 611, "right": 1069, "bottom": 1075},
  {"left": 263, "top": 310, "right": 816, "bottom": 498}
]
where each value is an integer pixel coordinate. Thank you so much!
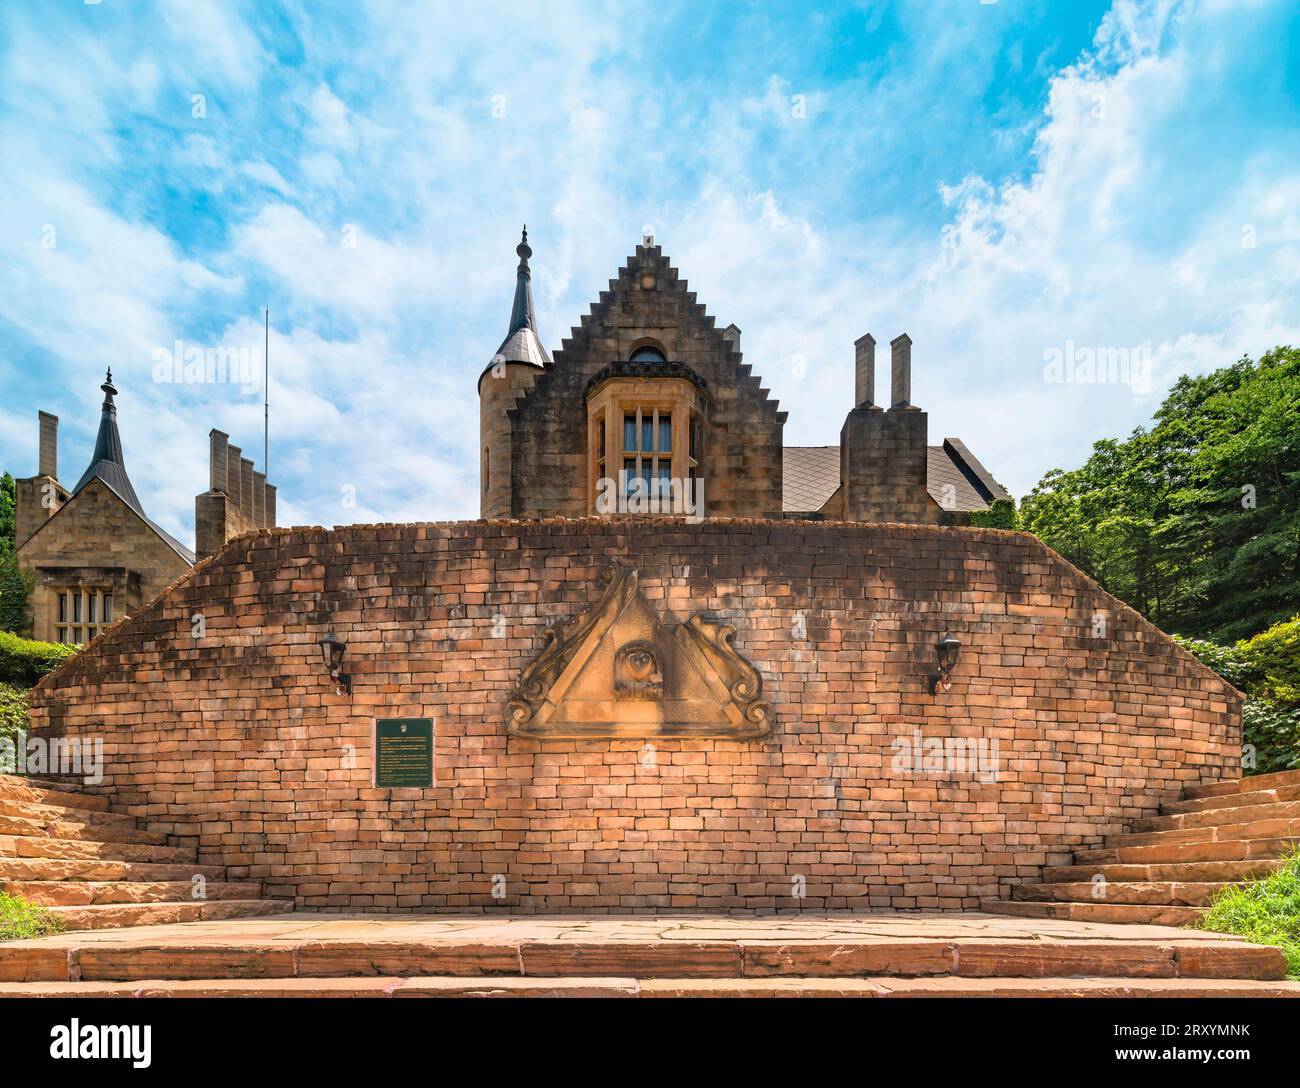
[{"left": 1, "top": 0, "right": 1298, "bottom": 545}]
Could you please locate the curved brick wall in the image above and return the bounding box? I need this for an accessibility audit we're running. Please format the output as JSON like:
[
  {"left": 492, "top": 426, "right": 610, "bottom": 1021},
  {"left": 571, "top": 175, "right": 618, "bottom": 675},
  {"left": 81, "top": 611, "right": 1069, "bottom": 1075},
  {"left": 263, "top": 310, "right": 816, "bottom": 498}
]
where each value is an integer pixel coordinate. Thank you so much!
[{"left": 29, "top": 518, "right": 1241, "bottom": 912}]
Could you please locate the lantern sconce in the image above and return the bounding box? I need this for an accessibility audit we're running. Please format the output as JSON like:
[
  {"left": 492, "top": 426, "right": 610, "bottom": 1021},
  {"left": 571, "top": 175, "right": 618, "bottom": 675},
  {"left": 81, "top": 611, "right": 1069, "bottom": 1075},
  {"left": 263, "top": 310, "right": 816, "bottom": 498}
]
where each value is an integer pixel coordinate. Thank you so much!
[
  {"left": 317, "top": 631, "right": 352, "bottom": 696},
  {"left": 928, "top": 632, "right": 962, "bottom": 695}
]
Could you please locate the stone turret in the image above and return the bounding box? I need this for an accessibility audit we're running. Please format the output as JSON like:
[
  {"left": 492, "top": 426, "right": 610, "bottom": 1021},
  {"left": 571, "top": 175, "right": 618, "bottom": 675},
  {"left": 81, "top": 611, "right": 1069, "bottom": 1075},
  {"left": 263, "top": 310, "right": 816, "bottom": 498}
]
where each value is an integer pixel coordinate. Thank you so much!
[{"left": 479, "top": 226, "right": 548, "bottom": 518}]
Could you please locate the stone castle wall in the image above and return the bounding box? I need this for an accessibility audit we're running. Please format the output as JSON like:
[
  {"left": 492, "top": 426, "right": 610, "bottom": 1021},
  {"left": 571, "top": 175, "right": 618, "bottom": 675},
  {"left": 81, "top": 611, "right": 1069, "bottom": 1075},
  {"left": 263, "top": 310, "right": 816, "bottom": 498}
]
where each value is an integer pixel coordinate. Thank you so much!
[{"left": 29, "top": 518, "right": 1240, "bottom": 912}]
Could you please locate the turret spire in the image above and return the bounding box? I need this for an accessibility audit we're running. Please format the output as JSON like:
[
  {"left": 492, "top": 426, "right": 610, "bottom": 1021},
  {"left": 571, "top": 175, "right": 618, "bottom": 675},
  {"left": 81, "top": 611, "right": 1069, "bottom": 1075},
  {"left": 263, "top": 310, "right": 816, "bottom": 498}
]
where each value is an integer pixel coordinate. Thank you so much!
[
  {"left": 73, "top": 367, "right": 145, "bottom": 516},
  {"left": 493, "top": 225, "right": 550, "bottom": 366}
]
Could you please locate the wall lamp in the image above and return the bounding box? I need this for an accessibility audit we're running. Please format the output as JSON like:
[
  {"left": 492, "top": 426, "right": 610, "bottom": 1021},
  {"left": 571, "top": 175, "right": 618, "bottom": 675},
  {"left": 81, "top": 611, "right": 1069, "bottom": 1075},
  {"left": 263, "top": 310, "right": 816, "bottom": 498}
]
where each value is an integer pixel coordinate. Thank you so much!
[
  {"left": 317, "top": 631, "right": 352, "bottom": 696},
  {"left": 928, "top": 632, "right": 962, "bottom": 695}
]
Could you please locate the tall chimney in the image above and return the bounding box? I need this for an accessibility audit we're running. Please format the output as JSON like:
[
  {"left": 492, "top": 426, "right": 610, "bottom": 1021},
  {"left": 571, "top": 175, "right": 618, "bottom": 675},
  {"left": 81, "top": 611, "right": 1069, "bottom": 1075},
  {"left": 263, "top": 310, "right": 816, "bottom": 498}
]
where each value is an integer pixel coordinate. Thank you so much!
[
  {"left": 890, "top": 333, "right": 912, "bottom": 409},
  {"left": 38, "top": 411, "right": 58, "bottom": 479},
  {"left": 240, "top": 458, "right": 255, "bottom": 521},
  {"left": 209, "top": 429, "right": 229, "bottom": 492},
  {"left": 854, "top": 334, "right": 875, "bottom": 408},
  {"left": 227, "top": 444, "right": 242, "bottom": 509}
]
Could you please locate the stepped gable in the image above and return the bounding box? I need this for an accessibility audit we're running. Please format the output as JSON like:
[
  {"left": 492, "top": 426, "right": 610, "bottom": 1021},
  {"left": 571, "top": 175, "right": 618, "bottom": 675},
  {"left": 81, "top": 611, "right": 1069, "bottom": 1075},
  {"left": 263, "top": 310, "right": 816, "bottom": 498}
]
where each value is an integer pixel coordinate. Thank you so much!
[{"left": 504, "top": 244, "right": 787, "bottom": 518}]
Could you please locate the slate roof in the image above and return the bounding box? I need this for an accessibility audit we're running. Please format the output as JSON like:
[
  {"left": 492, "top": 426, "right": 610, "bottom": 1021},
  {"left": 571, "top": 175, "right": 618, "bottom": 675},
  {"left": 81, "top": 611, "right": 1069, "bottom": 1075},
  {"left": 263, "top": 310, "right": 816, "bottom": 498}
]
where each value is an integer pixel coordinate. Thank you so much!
[
  {"left": 782, "top": 446, "right": 841, "bottom": 513},
  {"left": 781, "top": 439, "right": 1010, "bottom": 515},
  {"left": 66, "top": 370, "right": 195, "bottom": 564},
  {"left": 492, "top": 227, "right": 550, "bottom": 367}
]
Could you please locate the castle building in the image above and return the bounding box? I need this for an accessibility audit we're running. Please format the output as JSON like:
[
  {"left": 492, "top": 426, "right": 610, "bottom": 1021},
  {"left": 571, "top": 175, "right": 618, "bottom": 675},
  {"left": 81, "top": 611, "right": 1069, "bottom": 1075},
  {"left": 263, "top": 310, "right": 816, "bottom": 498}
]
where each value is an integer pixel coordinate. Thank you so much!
[
  {"left": 479, "top": 232, "right": 1009, "bottom": 522},
  {"left": 14, "top": 371, "right": 275, "bottom": 644}
]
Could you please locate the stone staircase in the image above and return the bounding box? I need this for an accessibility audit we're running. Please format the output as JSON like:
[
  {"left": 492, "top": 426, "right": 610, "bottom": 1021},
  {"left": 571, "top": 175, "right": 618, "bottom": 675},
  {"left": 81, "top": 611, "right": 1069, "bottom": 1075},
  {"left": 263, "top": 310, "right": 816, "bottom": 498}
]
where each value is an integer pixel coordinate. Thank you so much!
[
  {"left": 0, "top": 913, "right": 1298, "bottom": 997},
  {"left": 0, "top": 775, "right": 293, "bottom": 931},
  {"left": 984, "top": 768, "right": 1300, "bottom": 926}
]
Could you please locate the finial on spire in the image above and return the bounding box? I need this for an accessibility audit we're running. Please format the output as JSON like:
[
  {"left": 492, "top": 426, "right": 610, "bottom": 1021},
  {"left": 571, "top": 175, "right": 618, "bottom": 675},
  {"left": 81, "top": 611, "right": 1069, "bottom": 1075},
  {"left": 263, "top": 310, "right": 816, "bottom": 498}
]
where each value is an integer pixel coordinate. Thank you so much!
[
  {"left": 101, "top": 368, "right": 117, "bottom": 402},
  {"left": 517, "top": 224, "right": 531, "bottom": 263}
]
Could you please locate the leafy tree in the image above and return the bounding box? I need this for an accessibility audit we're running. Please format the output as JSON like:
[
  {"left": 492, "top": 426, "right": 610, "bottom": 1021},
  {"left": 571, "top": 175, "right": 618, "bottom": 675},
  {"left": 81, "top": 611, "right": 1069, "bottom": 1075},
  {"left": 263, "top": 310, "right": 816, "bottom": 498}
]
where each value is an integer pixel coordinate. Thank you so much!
[
  {"left": 0, "top": 473, "right": 15, "bottom": 560},
  {"left": 1020, "top": 347, "right": 1300, "bottom": 642}
]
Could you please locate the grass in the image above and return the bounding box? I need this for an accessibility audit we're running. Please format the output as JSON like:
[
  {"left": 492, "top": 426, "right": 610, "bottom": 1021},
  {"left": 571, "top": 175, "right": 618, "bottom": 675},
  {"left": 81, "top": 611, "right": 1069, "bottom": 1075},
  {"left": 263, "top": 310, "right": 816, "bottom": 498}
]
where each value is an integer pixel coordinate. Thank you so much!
[
  {"left": 0, "top": 891, "right": 64, "bottom": 942},
  {"left": 1201, "top": 848, "right": 1300, "bottom": 978}
]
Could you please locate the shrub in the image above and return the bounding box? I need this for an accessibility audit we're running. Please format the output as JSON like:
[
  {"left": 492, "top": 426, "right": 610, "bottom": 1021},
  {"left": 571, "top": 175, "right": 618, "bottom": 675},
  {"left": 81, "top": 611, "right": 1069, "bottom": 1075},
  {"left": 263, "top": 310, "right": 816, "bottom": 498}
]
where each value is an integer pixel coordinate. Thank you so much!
[
  {"left": 0, "top": 630, "right": 77, "bottom": 687},
  {"left": 969, "top": 498, "right": 1019, "bottom": 530},
  {"left": 0, "top": 892, "right": 64, "bottom": 942},
  {"left": 1241, "top": 617, "right": 1300, "bottom": 704},
  {"left": 1175, "top": 621, "right": 1300, "bottom": 775},
  {"left": 0, "top": 682, "right": 26, "bottom": 746},
  {"left": 0, "top": 554, "right": 34, "bottom": 635},
  {"left": 1201, "top": 850, "right": 1300, "bottom": 978}
]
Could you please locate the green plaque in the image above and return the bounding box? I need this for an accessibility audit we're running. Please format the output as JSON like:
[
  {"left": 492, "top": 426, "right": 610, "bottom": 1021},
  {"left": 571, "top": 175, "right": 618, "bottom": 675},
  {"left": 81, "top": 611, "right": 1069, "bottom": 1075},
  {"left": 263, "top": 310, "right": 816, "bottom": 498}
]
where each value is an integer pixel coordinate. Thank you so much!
[{"left": 374, "top": 718, "right": 434, "bottom": 788}]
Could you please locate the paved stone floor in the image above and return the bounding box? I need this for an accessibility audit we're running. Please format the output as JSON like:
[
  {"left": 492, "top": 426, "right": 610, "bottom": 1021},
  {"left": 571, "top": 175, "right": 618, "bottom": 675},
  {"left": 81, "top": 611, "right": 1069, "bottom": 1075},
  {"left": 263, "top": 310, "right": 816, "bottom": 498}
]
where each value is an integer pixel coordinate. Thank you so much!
[{"left": 7, "top": 910, "right": 1263, "bottom": 949}]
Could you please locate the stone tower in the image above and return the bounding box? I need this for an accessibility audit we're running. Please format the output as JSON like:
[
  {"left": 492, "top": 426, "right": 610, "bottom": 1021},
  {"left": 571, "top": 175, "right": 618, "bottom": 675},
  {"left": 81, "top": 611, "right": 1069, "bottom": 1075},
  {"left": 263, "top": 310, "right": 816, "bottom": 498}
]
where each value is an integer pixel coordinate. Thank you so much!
[{"left": 478, "top": 227, "right": 549, "bottom": 519}]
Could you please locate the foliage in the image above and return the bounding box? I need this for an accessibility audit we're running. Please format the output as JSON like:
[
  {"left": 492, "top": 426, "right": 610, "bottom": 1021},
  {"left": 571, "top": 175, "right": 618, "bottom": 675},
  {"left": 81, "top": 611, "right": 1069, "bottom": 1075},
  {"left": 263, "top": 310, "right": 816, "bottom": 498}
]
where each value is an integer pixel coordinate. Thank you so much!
[
  {"left": 0, "top": 553, "right": 34, "bottom": 636},
  {"left": 0, "top": 682, "right": 26, "bottom": 746},
  {"left": 0, "top": 472, "right": 14, "bottom": 558},
  {"left": 1175, "top": 622, "right": 1300, "bottom": 775},
  {"left": 1020, "top": 347, "right": 1300, "bottom": 642},
  {"left": 0, "top": 891, "right": 64, "bottom": 942},
  {"left": 0, "top": 630, "right": 77, "bottom": 687},
  {"left": 1201, "top": 849, "right": 1300, "bottom": 978},
  {"left": 969, "top": 497, "right": 1019, "bottom": 530}
]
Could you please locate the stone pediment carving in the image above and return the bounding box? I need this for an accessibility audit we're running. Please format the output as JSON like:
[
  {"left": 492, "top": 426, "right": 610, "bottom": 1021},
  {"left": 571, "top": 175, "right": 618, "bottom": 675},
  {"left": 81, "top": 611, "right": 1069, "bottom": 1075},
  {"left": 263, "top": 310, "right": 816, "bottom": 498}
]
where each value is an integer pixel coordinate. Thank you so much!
[{"left": 506, "top": 566, "right": 772, "bottom": 740}]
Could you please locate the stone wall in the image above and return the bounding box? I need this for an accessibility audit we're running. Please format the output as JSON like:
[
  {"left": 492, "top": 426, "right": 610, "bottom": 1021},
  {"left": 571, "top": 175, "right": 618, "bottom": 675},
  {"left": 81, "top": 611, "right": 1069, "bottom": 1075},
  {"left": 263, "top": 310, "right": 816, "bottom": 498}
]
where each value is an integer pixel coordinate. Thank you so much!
[{"left": 29, "top": 518, "right": 1241, "bottom": 912}]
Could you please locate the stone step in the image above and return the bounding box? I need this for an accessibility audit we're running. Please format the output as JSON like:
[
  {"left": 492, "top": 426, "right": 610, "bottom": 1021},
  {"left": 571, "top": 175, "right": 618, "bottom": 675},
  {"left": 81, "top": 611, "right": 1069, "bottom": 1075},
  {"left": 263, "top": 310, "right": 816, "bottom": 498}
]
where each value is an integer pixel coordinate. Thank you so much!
[
  {"left": 1109, "top": 816, "right": 1300, "bottom": 847},
  {"left": 2, "top": 932, "right": 1282, "bottom": 982},
  {"left": 0, "top": 833, "right": 198, "bottom": 865},
  {"left": 980, "top": 900, "right": 1208, "bottom": 926},
  {"left": 1043, "top": 859, "right": 1286, "bottom": 884},
  {"left": 1133, "top": 798, "right": 1300, "bottom": 834},
  {"left": 0, "top": 813, "right": 170, "bottom": 847},
  {"left": 0, "top": 858, "right": 226, "bottom": 883},
  {"left": 45, "top": 899, "right": 295, "bottom": 932},
  {"left": 0, "top": 880, "right": 264, "bottom": 907},
  {"left": 1, "top": 975, "right": 1298, "bottom": 998},
  {"left": 1184, "top": 769, "right": 1300, "bottom": 800},
  {"left": 1164, "top": 781, "right": 1300, "bottom": 816},
  {"left": 1077, "top": 836, "right": 1298, "bottom": 866},
  {"left": 0, "top": 795, "right": 142, "bottom": 830},
  {"left": 0, "top": 775, "right": 111, "bottom": 812},
  {"left": 1012, "top": 881, "right": 1233, "bottom": 906}
]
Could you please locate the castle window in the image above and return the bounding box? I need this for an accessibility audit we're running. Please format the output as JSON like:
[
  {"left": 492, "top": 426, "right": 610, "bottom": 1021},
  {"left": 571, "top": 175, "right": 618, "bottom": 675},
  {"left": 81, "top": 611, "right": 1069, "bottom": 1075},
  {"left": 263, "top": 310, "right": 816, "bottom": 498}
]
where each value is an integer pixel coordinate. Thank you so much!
[
  {"left": 586, "top": 375, "right": 705, "bottom": 516},
  {"left": 55, "top": 588, "right": 112, "bottom": 645},
  {"left": 629, "top": 346, "right": 667, "bottom": 363}
]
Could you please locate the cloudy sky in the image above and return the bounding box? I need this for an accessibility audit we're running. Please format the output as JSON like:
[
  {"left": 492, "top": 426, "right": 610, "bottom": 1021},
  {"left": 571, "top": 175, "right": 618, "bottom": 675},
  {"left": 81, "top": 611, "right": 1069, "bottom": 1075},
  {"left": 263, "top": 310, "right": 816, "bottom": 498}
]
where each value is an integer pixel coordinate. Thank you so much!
[{"left": 1, "top": 0, "right": 1297, "bottom": 546}]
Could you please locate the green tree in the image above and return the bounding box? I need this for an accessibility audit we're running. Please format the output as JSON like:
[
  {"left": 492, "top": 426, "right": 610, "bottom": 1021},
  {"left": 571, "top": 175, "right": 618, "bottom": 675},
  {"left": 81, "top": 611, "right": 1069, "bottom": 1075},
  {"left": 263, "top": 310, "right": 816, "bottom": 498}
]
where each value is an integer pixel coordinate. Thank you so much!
[
  {"left": 1020, "top": 347, "right": 1300, "bottom": 641},
  {"left": 0, "top": 472, "right": 15, "bottom": 559}
]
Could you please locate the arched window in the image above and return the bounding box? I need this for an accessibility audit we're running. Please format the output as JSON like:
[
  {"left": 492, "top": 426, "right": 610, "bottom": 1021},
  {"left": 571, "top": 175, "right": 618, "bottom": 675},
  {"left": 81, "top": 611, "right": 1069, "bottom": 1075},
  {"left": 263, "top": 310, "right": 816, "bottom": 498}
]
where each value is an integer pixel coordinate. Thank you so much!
[{"left": 629, "top": 346, "right": 667, "bottom": 363}]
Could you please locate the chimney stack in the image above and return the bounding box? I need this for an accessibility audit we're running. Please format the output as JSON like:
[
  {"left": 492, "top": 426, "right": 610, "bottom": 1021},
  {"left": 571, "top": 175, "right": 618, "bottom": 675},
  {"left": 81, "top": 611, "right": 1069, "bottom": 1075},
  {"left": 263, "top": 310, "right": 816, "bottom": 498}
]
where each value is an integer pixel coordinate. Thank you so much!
[
  {"left": 890, "top": 333, "right": 912, "bottom": 409},
  {"left": 38, "top": 411, "right": 58, "bottom": 479},
  {"left": 854, "top": 334, "right": 876, "bottom": 408},
  {"left": 209, "top": 429, "right": 229, "bottom": 492}
]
